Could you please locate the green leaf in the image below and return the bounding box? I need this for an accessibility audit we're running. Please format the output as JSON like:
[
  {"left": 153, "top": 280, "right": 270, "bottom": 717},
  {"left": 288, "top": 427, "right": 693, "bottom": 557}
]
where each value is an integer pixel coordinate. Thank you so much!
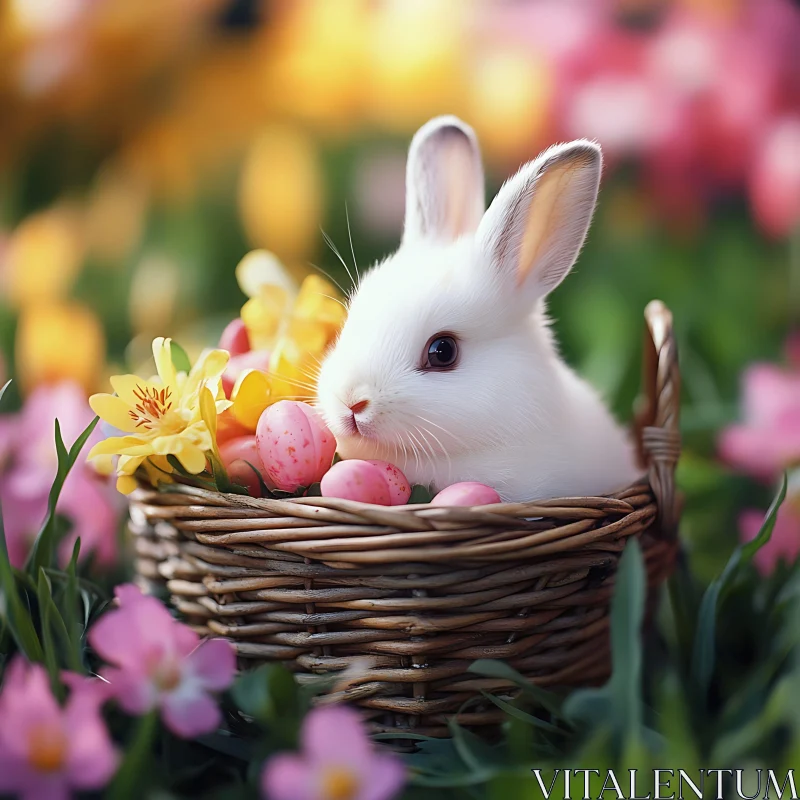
[
  {"left": 0, "top": 496, "right": 43, "bottom": 662},
  {"left": 737, "top": 473, "right": 787, "bottom": 567},
  {"left": 467, "top": 660, "right": 565, "bottom": 719},
  {"left": 64, "top": 538, "right": 85, "bottom": 672},
  {"left": 36, "top": 569, "right": 64, "bottom": 699},
  {"left": 242, "top": 460, "right": 270, "bottom": 497},
  {"left": 230, "top": 663, "right": 301, "bottom": 736},
  {"left": 564, "top": 538, "right": 646, "bottom": 742},
  {"left": 408, "top": 484, "right": 434, "bottom": 504},
  {"left": 107, "top": 711, "right": 159, "bottom": 800},
  {"left": 209, "top": 451, "right": 239, "bottom": 494},
  {"left": 609, "top": 536, "right": 646, "bottom": 734},
  {"left": 691, "top": 474, "right": 787, "bottom": 701},
  {"left": 26, "top": 416, "right": 99, "bottom": 575},
  {"left": 170, "top": 341, "right": 192, "bottom": 373},
  {"left": 37, "top": 564, "right": 82, "bottom": 676},
  {"left": 477, "top": 690, "right": 567, "bottom": 735}
]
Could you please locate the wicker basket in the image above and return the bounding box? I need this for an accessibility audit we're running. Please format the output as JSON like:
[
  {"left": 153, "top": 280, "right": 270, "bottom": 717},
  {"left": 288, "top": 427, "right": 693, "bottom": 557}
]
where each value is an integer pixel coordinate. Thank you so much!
[{"left": 129, "top": 300, "right": 681, "bottom": 738}]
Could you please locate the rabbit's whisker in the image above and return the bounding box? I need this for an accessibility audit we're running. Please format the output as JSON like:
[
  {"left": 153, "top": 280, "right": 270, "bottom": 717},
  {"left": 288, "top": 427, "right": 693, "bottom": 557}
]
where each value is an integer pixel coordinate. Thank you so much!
[
  {"left": 315, "top": 291, "right": 348, "bottom": 312},
  {"left": 413, "top": 425, "right": 438, "bottom": 480},
  {"left": 406, "top": 429, "right": 424, "bottom": 474},
  {"left": 320, "top": 228, "right": 357, "bottom": 293},
  {"left": 418, "top": 422, "right": 453, "bottom": 486},
  {"left": 308, "top": 261, "right": 350, "bottom": 300},
  {"left": 345, "top": 202, "right": 361, "bottom": 284}
]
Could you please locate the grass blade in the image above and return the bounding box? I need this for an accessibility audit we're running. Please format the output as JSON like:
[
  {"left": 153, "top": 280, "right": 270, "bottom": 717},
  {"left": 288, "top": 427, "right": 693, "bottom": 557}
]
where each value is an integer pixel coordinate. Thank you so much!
[
  {"left": 691, "top": 474, "right": 787, "bottom": 701},
  {"left": 26, "top": 416, "right": 99, "bottom": 575},
  {"left": 0, "top": 497, "right": 43, "bottom": 661},
  {"left": 64, "top": 538, "right": 84, "bottom": 672},
  {"left": 478, "top": 691, "right": 568, "bottom": 735},
  {"left": 609, "top": 537, "right": 646, "bottom": 734},
  {"left": 468, "top": 659, "right": 565, "bottom": 719},
  {"left": 36, "top": 568, "right": 64, "bottom": 699}
]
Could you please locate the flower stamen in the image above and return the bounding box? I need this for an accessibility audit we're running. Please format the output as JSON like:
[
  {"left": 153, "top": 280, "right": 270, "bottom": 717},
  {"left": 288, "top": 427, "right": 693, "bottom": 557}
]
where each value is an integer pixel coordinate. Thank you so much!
[
  {"left": 321, "top": 766, "right": 360, "bottom": 800},
  {"left": 27, "top": 724, "right": 68, "bottom": 774},
  {"left": 128, "top": 385, "right": 174, "bottom": 430}
]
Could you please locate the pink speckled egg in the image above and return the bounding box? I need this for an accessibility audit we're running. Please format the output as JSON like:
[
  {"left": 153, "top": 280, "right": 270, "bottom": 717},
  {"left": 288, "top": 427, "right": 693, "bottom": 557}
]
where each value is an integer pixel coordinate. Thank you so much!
[
  {"left": 220, "top": 435, "right": 269, "bottom": 496},
  {"left": 431, "top": 482, "right": 502, "bottom": 507},
  {"left": 256, "top": 401, "right": 336, "bottom": 492},
  {"left": 320, "top": 460, "right": 392, "bottom": 505},
  {"left": 218, "top": 318, "right": 251, "bottom": 357},
  {"left": 365, "top": 460, "right": 411, "bottom": 505}
]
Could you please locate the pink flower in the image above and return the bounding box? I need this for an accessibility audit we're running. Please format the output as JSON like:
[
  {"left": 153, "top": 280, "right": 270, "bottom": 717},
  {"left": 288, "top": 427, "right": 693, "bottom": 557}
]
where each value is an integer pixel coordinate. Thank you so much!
[
  {"left": 88, "top": 584, "right": 236, "bottom": 738},
  {"left": 0, "top": 381, "right": 121, "bottom": 568},
  {"left": 750, "top": 115, "right": 800, "bottom": 238},
  {"left": 0, "top": 657, "right": 118, "bottom": 800},
  {"left": 718, "top": 361, "right": 800, "bottom": 481},
  {"left": 261, "top": 705, "right": 405, "bottom": 800},
  {"left": 787, "top": 332, "right": 800, "bottom": 370},
  {"left": 740, "top": 493, "right": 800, "bottom": 576}
]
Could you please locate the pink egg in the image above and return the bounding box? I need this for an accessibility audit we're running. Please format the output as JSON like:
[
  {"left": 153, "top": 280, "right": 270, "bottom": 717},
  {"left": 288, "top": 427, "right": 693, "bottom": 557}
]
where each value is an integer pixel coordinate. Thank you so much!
[
  {"left": 365, "top": 460, "right": 411, "bottom": 505},
  {"left": 256, "top": 401, "right": 336, "bottom": 492},
  {"left": 218, "top": 318, "right": 250, "bottom": 357},
  {"left": 320, "top": 460, "right": 392, "bottom": 505},
  {"left": 221, "top": 349, "right": 271, "bottom": 398},
  {"left": 219, "top": 435, "right": 270, "bottom": 495},
  {"left": 431, "top": 482, "right": 502, "bottom": 507}
]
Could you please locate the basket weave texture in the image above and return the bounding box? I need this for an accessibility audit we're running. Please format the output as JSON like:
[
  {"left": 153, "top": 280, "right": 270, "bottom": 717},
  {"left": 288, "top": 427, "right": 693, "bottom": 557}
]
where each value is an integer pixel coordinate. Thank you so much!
[{"left": 130, "top": 300, "right": 681, "bottom": 737}]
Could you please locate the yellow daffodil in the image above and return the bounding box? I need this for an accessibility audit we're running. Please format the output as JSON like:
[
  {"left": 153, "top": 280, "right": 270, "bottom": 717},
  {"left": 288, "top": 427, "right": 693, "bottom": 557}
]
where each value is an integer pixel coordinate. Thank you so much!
[
  {"left": 238, "top": 127, "right": 323, "bottom": 260},
  {"left": 236, "top": 249, "right": 296, "bottom": 350},
  {"left": 16, "top": 301, "right": 105, "bottom": 394},
  {"left": 87, "top": 337, "right": 231, "bottom": 494},
  {"left": 229, "top": 260, "right": 348, "bottom": 431}
]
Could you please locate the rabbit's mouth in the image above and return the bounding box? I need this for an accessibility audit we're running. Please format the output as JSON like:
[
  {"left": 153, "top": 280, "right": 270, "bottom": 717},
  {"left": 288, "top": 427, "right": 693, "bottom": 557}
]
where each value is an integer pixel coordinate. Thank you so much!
[{"left": 334, "top": 410, "right": 378, "bottom": 441}]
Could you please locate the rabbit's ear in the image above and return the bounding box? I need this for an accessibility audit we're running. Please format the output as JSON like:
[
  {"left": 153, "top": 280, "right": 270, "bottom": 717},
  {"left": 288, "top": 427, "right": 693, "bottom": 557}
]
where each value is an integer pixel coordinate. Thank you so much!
[
  {"left": 403, "top": 116, "right": 485, "bottom": 244},
  {"left": 477, "top": 140, "right": 601, "bottom": 299}
]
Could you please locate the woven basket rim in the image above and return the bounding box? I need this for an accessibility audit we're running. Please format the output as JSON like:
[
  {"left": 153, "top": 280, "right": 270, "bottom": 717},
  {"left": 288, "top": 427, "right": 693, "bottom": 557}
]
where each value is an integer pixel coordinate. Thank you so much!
[
  {"left": 130, "top": 301, "right": 680, "bottom": 572},
  {"left": 133, "top": 471, "right": 652, "bottom": 514}
]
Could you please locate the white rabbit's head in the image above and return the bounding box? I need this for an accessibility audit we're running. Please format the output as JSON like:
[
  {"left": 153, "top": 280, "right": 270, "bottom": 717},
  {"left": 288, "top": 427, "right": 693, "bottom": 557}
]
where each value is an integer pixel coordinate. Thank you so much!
[{"left": 316, "top": 116, "right": 602, "bottom": 465}]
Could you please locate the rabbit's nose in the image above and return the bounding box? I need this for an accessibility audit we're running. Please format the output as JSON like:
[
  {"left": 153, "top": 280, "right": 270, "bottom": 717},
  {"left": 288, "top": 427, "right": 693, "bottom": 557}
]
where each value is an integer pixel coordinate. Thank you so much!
[{"left": 348, "top": 399, "right": 370, "bottom": 415}]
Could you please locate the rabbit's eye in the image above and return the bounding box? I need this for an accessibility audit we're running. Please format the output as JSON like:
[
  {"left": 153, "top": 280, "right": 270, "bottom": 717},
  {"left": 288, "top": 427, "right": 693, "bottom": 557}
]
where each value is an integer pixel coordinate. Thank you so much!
[{"left": 424, "top": 334, "right": 459, "bottom": 370}]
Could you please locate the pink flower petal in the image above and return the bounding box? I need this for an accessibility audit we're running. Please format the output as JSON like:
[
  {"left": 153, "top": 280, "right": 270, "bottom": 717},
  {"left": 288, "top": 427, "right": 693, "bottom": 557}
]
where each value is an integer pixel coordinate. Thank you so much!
[
  {"left": 0, "top": 661, "right": 62, "bottom": 736},
  {"left": 161, "top": 690, "right": 221, "bottom": 738},
  {"left": 89, "top": 590, "right": 182, "bottom": 670},
  {"left": 740, "top": 503, "right": 800, "bottom": 576},
  {"left": 98, "top": 666, "right": 156, "bottom": 715},
  {"left": 115, "top": 582, "right": 147, "bottom": 606},
  {"left": 187, "top": 638, "right": 236, "bottom": 692},
  {"left": 173, "top": 619, "right": 202, "bottom": 658},
  {"left": 718, "top": 426, "right": 784, "bottom": 481},
  {"left": 359, "top": 753, "right": 407, "bottom": 800},
  {"left": 5, "top": 772, "right": 70, "bottom": 800},
  {"left": 303, "top": 706, "right": 372, "bottom": 770},
  {"left": 261, "top": 753, "right": 313, "bottom": 800},
  {"left": 742, "top": 364, "right": 800, "bottom": 427},
  {"left": 63, "top": 687, "right": 119, "bottom": 789}
]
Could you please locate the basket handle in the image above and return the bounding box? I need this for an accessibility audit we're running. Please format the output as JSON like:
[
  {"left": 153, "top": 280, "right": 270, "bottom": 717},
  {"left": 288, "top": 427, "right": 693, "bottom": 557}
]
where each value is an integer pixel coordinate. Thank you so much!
[{"left": 634, "top": 300, "right": 681, "bottom": 536}]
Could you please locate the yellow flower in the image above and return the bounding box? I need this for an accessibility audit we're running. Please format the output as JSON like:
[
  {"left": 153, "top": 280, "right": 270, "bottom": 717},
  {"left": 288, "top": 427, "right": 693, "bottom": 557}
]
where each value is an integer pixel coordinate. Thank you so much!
[
  {"left": 16, "top": 301, "right": 105, "bottom": 394},
  {"left": 235, "top": 249, "right": 296, "bottom": 350},
  {"left": 87, "top": 338, "right": 231, "bottom": 494},
  {"left": 237, "top": 126, "right": 323, "bottom": 260},
  {"left": 229, "top": 268, "right": 347, "bottom": 431},
  {"left": 5, "top": 205, "right": 84, "bottom": 308}
]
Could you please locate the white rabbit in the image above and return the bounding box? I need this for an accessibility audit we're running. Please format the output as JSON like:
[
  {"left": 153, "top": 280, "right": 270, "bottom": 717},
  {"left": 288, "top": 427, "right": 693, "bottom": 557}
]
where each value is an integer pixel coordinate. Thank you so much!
[{"left": 316, "top": 115, "right": 639, "bottom": 502}]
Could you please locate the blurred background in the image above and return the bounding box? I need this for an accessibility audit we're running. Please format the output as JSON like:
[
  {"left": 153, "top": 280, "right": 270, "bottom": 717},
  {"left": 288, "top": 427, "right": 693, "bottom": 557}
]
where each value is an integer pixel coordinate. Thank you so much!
[{"left": 0, "top": 0, "right": 798, "bottom": 577}]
